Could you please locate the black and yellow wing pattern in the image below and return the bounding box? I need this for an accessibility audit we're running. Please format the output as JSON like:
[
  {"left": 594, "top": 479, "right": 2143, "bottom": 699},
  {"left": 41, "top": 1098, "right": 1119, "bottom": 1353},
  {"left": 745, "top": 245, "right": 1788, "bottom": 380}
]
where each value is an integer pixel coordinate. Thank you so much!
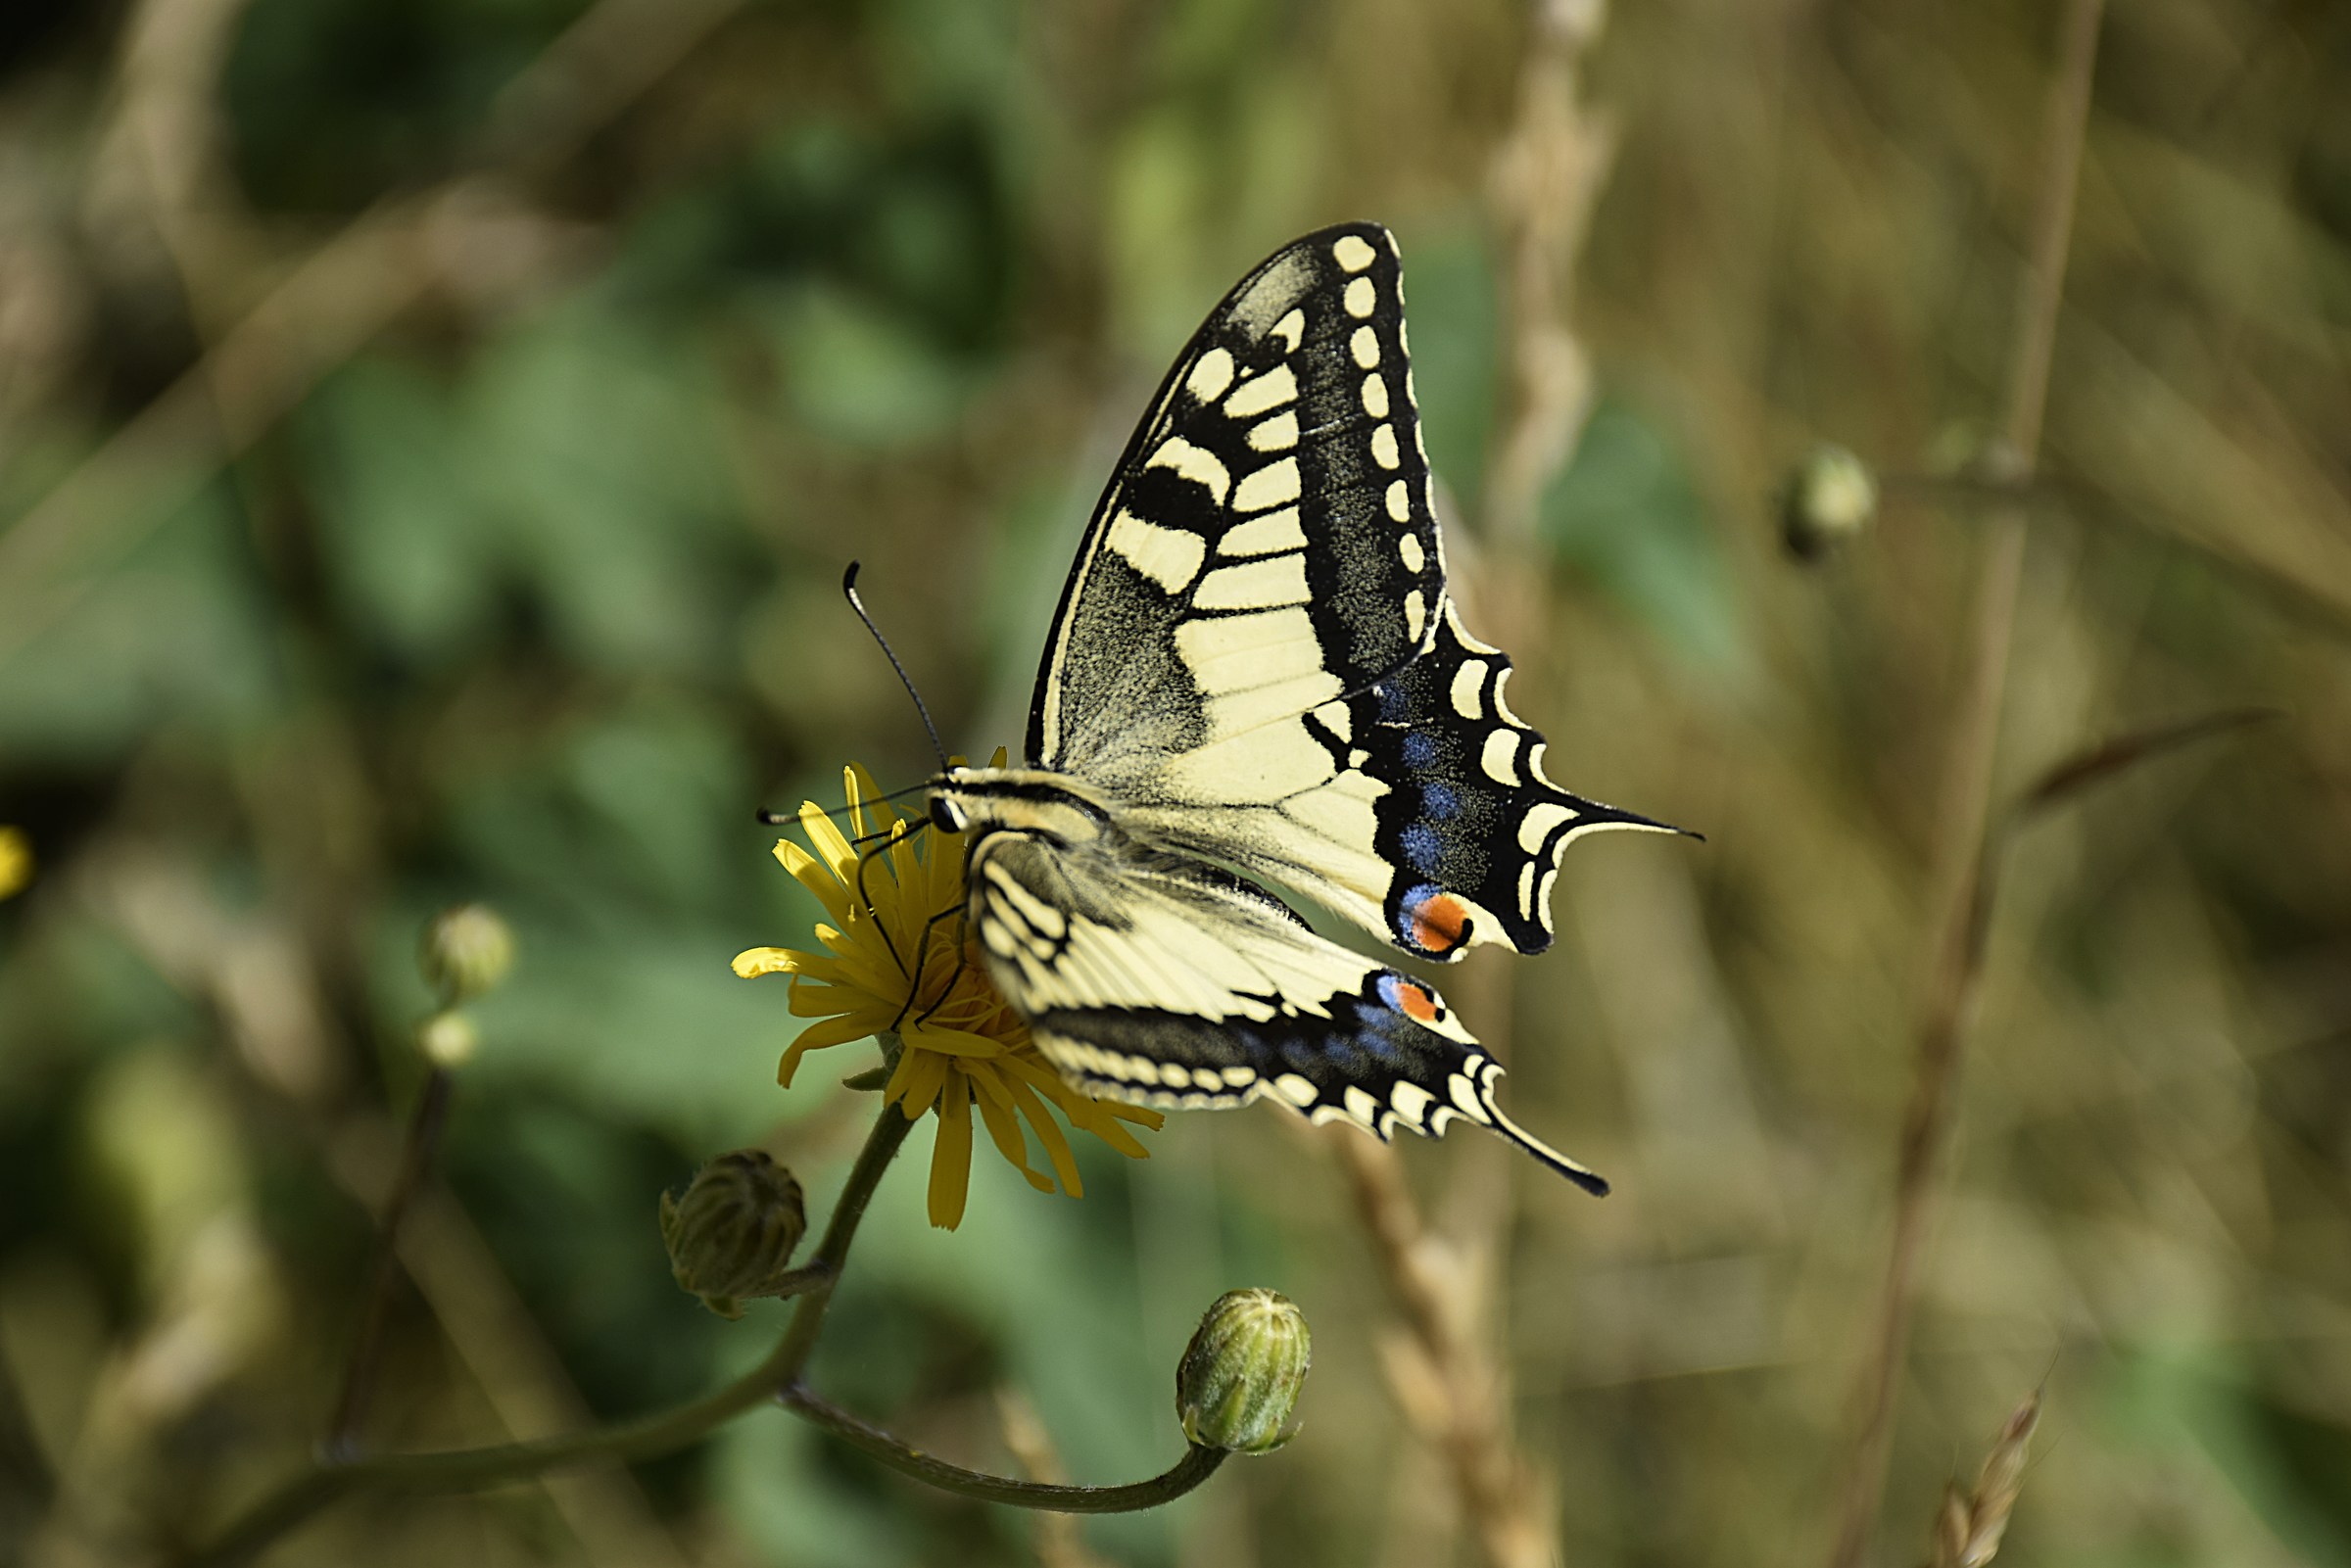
[{"left": 934, "top": 221, "right": 1680, "bottom": 1192}]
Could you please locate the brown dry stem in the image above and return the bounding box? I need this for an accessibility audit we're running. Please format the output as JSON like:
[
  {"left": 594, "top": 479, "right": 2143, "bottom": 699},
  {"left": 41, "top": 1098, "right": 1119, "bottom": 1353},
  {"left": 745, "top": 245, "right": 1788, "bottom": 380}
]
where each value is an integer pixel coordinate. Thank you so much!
[
  {"left": 1333, "top": 1133, "right": 1553, "bottom": 1568},
  {"left": 1330, "top": 7, "right": 1622, "bottom": 1566},
  {"left": 1826, "top": 5, "right": 2107, "bottom": 1564}
]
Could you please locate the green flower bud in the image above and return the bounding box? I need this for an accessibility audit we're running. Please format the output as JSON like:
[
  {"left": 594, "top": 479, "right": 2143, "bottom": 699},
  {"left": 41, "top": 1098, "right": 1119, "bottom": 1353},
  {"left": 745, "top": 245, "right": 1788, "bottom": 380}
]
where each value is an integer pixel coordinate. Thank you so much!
[
  {"left": 1176, "top": 1288, "right": 1311, "bottom": 1453},
  {"left": 659, "top": 1151, "right": 806, "bottom": 1319},
  {"left": 419, "top": 903, "right": 515, "bottom": 1004},
  {"left": 416, "top": 1010, "right": 479, "bottom": 1069},
  {"left": 1778, "top": 443, "right": 1878, "bottom": 562}
]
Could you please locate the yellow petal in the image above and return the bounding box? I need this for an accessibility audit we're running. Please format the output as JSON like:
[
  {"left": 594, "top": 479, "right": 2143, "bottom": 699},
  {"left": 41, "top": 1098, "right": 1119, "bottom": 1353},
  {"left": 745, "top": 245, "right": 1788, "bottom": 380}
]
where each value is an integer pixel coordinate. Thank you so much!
[
  {"left": 777, "top": 839, "right": 853, "bottom": 926},
  {"left": 797, "top": 800, "right": 859, "bottom": 882},
  {"left": 994, "top": 1066, "right": 1083, "bottom": 1197},
  {"left": 968, "top": 1067, "right": 1054, "bottom": 1193},
  {"left": 0, "top": 828, "right": 31, "bottom": 901},
  {"left": 789, "top": 981, "right": 864, "bottom": 1019},
  {"left": 892, "top": 1048, "right": 949, "bottom": 1118},
  {"left": 900, "top": 1022, "right": 1006, "bottom": 1060},
  {"left": 928, "top": 1078, "right": 975, "bottom": 1228},
  {"left": 847, "top": 763, "right": 903, "bottom": 839},
  {"left": 777, "top": 1013, "right": 885, "bottom": 1087},
  {"left": 1079, "top": 1113, "right": 1151, "bottom": 1161},
  {"left": 776, "top": 946, "right": 858, "bottom": 988},
  {"left": 733, "top": 946, "right": 811, "bottom": 978},
  {"left": 880, "top": 1042, "right": 921, "bottom": 1105}
]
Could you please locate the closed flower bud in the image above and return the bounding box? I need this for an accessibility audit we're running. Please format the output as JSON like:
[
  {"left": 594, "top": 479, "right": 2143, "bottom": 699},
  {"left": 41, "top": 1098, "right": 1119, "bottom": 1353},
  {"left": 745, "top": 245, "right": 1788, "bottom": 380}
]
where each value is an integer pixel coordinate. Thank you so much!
[
  {"left": 419, "top": 903, "right": 515, "bottom": 1004},
  {"left": 1779, "top": 443, "right": 1878, "bottom": 561},
  {"left": 660, "top": 1151, "right": 806, "bottom": 1319},
  {"left": 416, "top": 1010, "right": 479, "bottom": 1069},
  {"left": 1176, "top": 1288, "right": 1311, "bottom": 1453}
]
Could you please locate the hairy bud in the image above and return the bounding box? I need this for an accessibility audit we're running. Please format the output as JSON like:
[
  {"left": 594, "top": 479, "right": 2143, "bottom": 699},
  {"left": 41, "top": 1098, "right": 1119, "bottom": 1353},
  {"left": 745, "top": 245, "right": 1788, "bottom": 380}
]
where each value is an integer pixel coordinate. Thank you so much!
[
  {"left": 1176, "top": 1288, "right": 1311, "bottom": 1453},
  {"left": 660, "top": 1151, "right": 807, "bottom": 1319},
  {"left": 1779, "top": 443, "right": 1879, "bottom": 561},
  {"left": 416, "top": 1010, "right": 479, "bottom": 1069},
  {"left": 419, "top": 903, "right": 515, "bottom": 1005}
]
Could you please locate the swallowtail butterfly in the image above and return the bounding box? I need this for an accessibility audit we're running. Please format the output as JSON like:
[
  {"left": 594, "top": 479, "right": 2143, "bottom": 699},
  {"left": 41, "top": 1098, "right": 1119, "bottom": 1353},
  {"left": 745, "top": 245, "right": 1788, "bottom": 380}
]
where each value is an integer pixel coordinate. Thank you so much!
[{"left": 926, "top": 223, "right": 1677, "bottom": 1193}]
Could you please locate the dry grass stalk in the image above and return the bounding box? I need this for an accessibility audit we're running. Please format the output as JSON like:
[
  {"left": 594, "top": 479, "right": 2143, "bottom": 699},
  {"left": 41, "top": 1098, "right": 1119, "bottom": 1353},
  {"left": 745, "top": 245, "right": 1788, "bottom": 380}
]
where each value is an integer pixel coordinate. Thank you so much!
[
  {"left": 995, "top": 1389, "right": 1108, "bottom": 1568},
  {"left": 1924, "top": 1393, "right": 2040, "bottom": 1568},
  {"left": 1333, "top": 1131, "right": 1553, "bottom": 1568},
  {"left": 1826, "top": 4, "right": 2107, "bottom": 1565},
  {"left": 1482, "top": 0, "right": 1615, "bottom": 546},
  {"left": 1328, "top": 7, "right": 1621, "bottom": 1565}
]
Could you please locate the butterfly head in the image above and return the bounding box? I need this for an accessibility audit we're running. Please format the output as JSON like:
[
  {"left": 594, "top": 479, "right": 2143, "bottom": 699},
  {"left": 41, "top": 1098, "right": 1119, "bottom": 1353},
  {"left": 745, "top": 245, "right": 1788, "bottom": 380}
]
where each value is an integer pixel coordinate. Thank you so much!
[
  {"left": 927, "top": 766, "right": 1114, "bottom": 848},
  {"left": 928, "top": 789, "right": 969, "bottom": 834}
]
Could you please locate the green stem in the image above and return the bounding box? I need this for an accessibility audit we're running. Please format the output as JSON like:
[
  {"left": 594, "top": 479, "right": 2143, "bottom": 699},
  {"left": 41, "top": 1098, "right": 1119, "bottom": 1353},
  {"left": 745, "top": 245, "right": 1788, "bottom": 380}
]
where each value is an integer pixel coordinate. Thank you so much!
[
  {"left": 187, "top": 1094, "right": 917, "bottom": 1568},
  {"left": 781, "top": 1387, "right": 1227, "bottom": 1512}
]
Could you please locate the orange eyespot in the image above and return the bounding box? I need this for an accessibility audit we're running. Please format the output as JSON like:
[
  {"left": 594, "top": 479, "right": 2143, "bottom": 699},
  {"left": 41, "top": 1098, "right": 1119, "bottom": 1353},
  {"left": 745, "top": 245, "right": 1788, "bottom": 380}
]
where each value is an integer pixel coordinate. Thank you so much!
[
  {"left": 1406, "top": 891, "right": 1470, "bottom": 955},
  {"left": 1394, "top": 980, "right": 1440, "bottom": 1023}
]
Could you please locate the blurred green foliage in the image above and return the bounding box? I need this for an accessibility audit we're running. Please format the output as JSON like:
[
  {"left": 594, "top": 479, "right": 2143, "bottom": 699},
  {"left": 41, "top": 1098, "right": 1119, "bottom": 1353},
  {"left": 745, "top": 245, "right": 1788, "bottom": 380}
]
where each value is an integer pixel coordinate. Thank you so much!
[{"left": 4, "top": 0, "right": 2351, "bottom": 1563}]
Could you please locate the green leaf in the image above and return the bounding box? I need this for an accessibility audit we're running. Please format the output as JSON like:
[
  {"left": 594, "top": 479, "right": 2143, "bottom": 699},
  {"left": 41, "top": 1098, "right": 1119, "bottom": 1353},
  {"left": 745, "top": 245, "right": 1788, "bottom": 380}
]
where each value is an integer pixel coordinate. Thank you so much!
[{"left": 1540, "top": 398, "right": 1747, "bottom": 675}]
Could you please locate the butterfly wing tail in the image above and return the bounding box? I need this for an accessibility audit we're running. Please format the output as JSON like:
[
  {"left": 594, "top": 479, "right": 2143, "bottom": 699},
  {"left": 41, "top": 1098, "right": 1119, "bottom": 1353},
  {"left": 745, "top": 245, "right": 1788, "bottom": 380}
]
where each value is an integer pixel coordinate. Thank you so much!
[{"left": 1467, "top": 1060, "right": 1610, "bottom": 1197}]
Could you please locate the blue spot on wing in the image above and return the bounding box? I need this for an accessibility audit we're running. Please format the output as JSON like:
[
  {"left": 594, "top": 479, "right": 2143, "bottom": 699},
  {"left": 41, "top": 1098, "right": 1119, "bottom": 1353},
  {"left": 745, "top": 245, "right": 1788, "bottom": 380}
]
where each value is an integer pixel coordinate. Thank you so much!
[
  {"left": 1401, "top": 733, "right": 1436, "bottom": 768},
  {"left": 1400, "top": 824, "right": 1442, "bottom": 871},
  {"left": 1421, "top": 784, "right": 1458, "bottom": 820},
  {"left": 1394, "top": 881, "right": 1441, "bottom": 944}
]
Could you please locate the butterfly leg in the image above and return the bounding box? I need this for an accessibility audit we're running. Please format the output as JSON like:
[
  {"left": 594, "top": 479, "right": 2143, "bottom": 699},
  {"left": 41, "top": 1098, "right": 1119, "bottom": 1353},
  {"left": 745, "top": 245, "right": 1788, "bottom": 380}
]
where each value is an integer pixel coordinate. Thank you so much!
[
  {"left": 849, "top": 820, "right": 933, "bottom": 979},
  {"left": 888, "top": 899, "right": 966, "bottom": 1032},
  {"left": 909, "top": 907, "right": 974, "bottom": 1030}
]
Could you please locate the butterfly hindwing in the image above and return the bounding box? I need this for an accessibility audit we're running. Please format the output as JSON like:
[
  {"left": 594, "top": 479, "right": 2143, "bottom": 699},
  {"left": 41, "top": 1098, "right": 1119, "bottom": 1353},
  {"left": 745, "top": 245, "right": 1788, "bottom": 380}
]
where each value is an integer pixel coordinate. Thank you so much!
[
  {"left": 1322, "top": 596, "right": 1673, "bottom": 959},
  {"left": 1030, "top": 222, "right": 1444, "bottom": 795},
  {"left": 966, "top": 826, "right": 1607, "bottom": 1194}
]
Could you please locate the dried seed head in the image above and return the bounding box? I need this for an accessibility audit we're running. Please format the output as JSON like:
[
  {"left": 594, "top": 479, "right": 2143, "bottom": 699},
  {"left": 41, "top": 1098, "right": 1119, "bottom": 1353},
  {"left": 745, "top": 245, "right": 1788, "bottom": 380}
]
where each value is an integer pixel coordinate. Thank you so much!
[
  {"left": 659, "top": 1151, "right": 807, "bottom": 1319},
  {"left": 1176, "top": 1288, "right": 1312, "bottom": 1453},
  {"left": 1929, "top": 1390, "right": 2042, "bottom": 1568},
  {"left": 1931, "top": 1483, "right": 1972, "bottom": 1568},
  {"left": 1778, "top": 443, "right": 1879, "bottom": 561}
]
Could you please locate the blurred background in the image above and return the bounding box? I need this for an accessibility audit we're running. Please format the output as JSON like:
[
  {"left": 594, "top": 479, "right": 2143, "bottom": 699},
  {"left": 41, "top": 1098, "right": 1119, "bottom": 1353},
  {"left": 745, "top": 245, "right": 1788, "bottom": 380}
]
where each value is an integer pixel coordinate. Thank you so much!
[{"left": 4, "top": 0, "right": 2351, "bottom": 1562}]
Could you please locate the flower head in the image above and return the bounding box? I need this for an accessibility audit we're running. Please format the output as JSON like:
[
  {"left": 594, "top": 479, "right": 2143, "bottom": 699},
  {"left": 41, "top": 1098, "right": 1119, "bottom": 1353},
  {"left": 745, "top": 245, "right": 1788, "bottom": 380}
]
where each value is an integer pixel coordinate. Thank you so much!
[
  {"left": 0, "top": 828, "right": 31, "bottom": 901},
  {"left": 734, "top": 759, "right": 1161, "bottom": 1229}
]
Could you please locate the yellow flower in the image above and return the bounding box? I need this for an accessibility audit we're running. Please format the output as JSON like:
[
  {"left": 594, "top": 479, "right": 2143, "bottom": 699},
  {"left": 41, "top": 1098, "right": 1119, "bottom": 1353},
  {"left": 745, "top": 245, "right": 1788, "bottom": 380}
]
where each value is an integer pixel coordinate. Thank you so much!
[
  {"left": 0, "top": 828, "right": 29, "bottom": 902},
  {"left": 734, "top": 759, "right": 1162, "bottom": 1229}
]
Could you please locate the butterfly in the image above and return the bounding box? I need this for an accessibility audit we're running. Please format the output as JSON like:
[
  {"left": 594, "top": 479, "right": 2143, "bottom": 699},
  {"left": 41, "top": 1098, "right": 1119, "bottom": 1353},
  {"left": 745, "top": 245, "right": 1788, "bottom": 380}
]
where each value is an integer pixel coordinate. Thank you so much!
[{"left": 924, "top": 222, "right": 1680, "bottom": 1193}]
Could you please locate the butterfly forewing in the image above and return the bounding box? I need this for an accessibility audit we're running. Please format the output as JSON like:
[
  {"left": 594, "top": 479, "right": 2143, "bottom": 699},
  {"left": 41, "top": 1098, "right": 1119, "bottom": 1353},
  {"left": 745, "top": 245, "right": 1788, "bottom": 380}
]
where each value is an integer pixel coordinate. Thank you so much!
[{"left": 1030, "top": 223, "right": 1445, "bottom": 787}]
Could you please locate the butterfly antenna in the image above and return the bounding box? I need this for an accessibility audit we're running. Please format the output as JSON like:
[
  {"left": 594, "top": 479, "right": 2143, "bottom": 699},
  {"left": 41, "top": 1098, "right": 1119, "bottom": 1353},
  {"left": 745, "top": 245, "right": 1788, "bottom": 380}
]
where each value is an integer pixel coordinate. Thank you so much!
[
  {"left": 842, "top": 561, "right": 950, "bottom": 774},
  {"left": 755, "top": 782, "right": 932, "bottom": 829}
]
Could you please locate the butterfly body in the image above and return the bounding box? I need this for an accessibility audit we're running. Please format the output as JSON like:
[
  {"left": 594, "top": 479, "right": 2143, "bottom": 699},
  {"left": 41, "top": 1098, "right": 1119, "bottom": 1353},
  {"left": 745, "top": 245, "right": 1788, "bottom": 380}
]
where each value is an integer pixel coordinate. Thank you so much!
[{"left": 926, "top": 222, "right": 1679, "bottom": 1193}]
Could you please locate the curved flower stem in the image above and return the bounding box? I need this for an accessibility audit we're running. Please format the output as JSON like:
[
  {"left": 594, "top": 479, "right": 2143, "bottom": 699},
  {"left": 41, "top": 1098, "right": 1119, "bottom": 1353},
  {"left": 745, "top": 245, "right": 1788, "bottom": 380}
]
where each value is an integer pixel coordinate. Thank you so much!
[
  {"left": 780, "top": 1386, "right": 1226, "bottom": 1512},
  {"left": 326, "top": 1064, "right": 456, "bottom": 1460},
  {"left": 187, "top": 1092, "right": 918, "bottom": 1568}
]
